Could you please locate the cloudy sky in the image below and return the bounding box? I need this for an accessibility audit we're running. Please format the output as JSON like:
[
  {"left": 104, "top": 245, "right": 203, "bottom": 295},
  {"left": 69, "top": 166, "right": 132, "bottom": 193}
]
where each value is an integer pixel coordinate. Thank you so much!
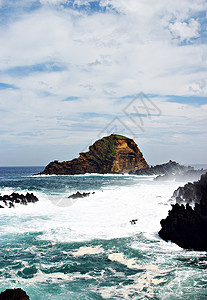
[{"left": 0, "top": 0, "right": 207, "bottom": 166}]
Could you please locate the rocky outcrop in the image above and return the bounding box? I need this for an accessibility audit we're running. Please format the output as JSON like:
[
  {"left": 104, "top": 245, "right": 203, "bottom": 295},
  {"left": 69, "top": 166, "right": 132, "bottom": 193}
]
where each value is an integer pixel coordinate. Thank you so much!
[
  {"left": 129, "top": 160, "right": 193, "bottom": 176},
  {"left": 172, "top": 175, "right": 207, "bottom": 205},
  {"left": 129, "top": 160, "right": 206, "bottom": 182},
  {"left": 159, "top": 173, "right": 207, "bottom": 250},
  {"left": 0, "top": 192, "right": 39, "bottom": 208},
  {"left": 68, "top": 191, "right": 94, "bottom": 199},
  {"left": 154, "top": 169, "right": 206, "bottom": 182},
  {"left": 0, "top": 288, "right": 30, "bottom": 300},
  {"left": 37, "top": 134, "right": 148, "bottom": 175}
]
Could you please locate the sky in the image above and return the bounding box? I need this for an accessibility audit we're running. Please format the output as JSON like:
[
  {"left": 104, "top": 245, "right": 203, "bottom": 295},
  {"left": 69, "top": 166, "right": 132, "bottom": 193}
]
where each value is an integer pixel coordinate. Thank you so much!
[{"left": 0, "top": 0, "right": 207, "bottom": 166}]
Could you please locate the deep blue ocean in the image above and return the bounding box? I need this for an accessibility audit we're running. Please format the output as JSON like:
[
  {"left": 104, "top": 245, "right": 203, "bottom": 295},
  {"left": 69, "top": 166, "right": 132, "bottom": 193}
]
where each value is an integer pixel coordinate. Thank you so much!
[{"left": 1, "top": 166, "right": 207, "bottom": 299}]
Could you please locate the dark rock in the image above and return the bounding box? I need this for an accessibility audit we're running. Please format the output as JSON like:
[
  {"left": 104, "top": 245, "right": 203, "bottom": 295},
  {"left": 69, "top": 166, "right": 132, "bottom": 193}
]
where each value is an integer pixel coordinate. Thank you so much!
[
  {"left": 130, "top": 219, "right": 138, "bottom": 225},
  {"left": 130, "top": 160, "right": 194, "bottom": 177},
  {"left": 68, "top": 191, "right": 91, "bottom": 199},
  {"left": 0, "top": 192, "right": 39, "bottom": 208},
  {"left": 172, "top": 173, "right": 207, "bottom": 205},
  {"left": 36, "top": 134, "right": 148, "bottom": 175},
  {"left": 159, "top": 173, "right": 207, "bottom": 250},
  {"left": 9, "top": 202, "right": 14, "bottom": 208},
  {"left": 0, "top": 288, "right": 30, "bottom": 300},
  {"left": 130, "top": 160, "right": 207, "bottom": 182},
  {"left": 154, "top": 169, "right": 207, "bottom": 182}
]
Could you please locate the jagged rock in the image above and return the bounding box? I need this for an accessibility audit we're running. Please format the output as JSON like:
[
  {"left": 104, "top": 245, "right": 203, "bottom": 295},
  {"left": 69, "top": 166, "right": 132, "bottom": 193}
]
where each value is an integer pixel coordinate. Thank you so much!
[
  {"left": 130, "top": 219, "right": 138, "bottom": 225},
  {"left": 155, "top": 169, "right": 206, "bottom": 182},
  {"left": 129, "top": 160, "right": 206, "bottom": 182},
  {"left": 0, "top": 288, "right": 30, "bottom": 300},
  {"left": 68, "top": 191, "right": 91, "bottom": 199},
  {"left": 0, "top": 192, "right": 39, "bottom": 208},
  {"left": 159, "top": 173, "right": 207, "bottom": 250},
  {"left": 129, "top": 160, "right": 194, "bottom": 176},
  {"left": 36, "top": 134, "right": 148, "bottom": 175}
]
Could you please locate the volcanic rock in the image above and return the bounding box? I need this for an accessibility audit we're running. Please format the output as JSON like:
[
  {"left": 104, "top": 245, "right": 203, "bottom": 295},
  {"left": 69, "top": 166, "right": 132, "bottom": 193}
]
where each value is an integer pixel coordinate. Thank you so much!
[
  {"left": 155, "top": 168, "right": 206, "bottom": 182},
  {"left": 0, "top": 192, "right": 39, "bottom": 208},
  {"left": 129, "top": 160, "right": 193, "bottom": 176},
  {"left": 129, "top": 160, "right": 206, "bottom": 182},
  {"left": 159, "top": 173, "right": 207, "bottom": 250},
  {"left": 37, "top": 134, "right": 148, "bottom": 175},
  {"left": 0, "top": 288, "right": 30, "bottom": 300},
  {"left": 68, "top": 191, "right": 92, "bottom": 199}
]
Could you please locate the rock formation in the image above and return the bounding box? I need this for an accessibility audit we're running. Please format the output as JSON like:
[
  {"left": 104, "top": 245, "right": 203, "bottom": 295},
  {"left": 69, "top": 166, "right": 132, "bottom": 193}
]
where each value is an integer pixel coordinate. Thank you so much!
[
  {"left": 0, "top": 192, "right": 39, "bottom": 208},
  {"left": 129, "top": 160, "right": 206, "bottom": 182},
  {"left": 37, "top": 134, "right": 148, "bottom": 175},
  {"left": 154, "top": 168, "right": 206, "bottom": 182},
  {"left": 0, "top": 288, "right": 30, "bottom": 300},
  {"left": 68, "top": 191, "right": 94, "bottom": 199},
  {"left": 159, "top": 173, "right": 207, "bottom": 250},
  {"left": 129, "top": 160, "right": 193, "bottom": 176}
]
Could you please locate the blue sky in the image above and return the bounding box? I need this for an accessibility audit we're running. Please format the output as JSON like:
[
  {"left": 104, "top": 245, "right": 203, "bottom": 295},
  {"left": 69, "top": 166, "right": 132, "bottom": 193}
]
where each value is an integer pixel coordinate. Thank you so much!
[{"left": 0, "top": 0, "right": 207, "bottom": 166}]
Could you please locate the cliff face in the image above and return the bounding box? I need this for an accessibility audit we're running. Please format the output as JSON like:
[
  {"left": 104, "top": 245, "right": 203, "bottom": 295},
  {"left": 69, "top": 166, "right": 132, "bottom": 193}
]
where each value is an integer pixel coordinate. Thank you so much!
[{"left": 38, "top": 134, "right": 148, "bottom": 175}]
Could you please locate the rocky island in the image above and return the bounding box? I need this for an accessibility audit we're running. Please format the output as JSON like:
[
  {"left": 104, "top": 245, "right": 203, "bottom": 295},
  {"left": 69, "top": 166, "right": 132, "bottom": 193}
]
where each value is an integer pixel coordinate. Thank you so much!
[
  {"left": 159, "top": 173, "right": 207, "bottom": 250},
  {"left": 37, "top": 134, "right": 148, "bottom": 175}
]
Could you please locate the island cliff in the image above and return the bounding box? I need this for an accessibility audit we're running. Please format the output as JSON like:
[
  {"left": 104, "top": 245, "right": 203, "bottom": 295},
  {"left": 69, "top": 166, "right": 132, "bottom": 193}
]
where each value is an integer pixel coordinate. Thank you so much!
[{"left": 37, "top": 134, "right": 148, "bottom": 175}]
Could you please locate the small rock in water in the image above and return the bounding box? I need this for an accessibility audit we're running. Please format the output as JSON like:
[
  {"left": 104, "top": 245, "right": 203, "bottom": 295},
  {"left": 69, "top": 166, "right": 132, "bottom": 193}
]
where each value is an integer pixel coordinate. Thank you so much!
[
  {"left": 68, "top": 191, "right": 92, "bottom": 199},
  {"left": 130, "top": 219, "right": 138, "bottom": 225}
]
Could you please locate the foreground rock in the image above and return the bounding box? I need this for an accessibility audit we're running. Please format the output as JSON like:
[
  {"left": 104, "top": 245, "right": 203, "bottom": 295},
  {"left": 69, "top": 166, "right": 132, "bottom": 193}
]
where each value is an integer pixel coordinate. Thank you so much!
[
  {"left": 0, "top": 192, "right": 39, "bottom": 208},
  {"left": 37, "top": 134, "right": 148, "bottom": 175},
  {"left": 0, "top": 288, "right": 30, "bottom": 300},
  {"left": 159, "top": 173, "right": 207, "bottom": 250}
]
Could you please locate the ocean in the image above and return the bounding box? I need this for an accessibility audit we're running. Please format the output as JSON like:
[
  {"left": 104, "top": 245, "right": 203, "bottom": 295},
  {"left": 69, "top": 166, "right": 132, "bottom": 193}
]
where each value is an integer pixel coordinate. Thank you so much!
[{"left": 1, "top": 166, "right": 207, "bottom": 299}]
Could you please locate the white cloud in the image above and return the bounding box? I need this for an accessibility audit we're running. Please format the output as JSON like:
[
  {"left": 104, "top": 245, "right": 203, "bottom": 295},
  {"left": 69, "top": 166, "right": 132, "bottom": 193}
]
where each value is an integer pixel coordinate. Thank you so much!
[
  {"left": 40, "top": 0, "right": 67, "bottom": 4},
  {"left": 169, "top": 18, "right": 200, "bottom": 41}
]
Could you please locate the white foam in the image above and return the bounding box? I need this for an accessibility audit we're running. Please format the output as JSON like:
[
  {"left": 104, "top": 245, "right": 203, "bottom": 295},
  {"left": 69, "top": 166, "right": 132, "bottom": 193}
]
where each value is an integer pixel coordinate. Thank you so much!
[
  {"left": 32, "top": 173, "right": 136, "bottom": 177},
  {"left": 0, "top": 270, "right": 93, "bottom": 285},
  {"left": 97, "top": 252, "right": 171, "bottom": 300},
  {"left": 108, "top": 253, "right": 138, "bottom": 269},
  {"left": 73, "top": 245, "right": 104, "bottom": 257},
  {"left": 0, "top": 180, "right": 180, "bottom": 243},
  {"left": 108, "top": 252, "right": 173, "bottom": 273}
]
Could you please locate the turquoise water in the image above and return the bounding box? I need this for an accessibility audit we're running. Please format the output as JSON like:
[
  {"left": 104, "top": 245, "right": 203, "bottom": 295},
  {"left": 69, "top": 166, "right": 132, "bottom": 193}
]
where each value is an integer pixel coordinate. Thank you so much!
[{"left": 1, "top": 167, "right": 207, "bottom": 299}]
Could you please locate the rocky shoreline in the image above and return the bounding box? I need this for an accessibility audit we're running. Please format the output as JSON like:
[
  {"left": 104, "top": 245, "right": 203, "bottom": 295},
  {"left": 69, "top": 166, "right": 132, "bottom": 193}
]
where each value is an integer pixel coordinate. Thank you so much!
[{"left": 159, "top": 173, "right": 207, "bottom": 250}]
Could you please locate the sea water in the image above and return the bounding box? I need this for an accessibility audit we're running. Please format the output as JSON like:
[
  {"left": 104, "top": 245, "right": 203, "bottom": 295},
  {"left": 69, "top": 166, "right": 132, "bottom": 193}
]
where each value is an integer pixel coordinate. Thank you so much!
[{"left": 0, "top": 166, "right": 207, "bottom": 299}]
